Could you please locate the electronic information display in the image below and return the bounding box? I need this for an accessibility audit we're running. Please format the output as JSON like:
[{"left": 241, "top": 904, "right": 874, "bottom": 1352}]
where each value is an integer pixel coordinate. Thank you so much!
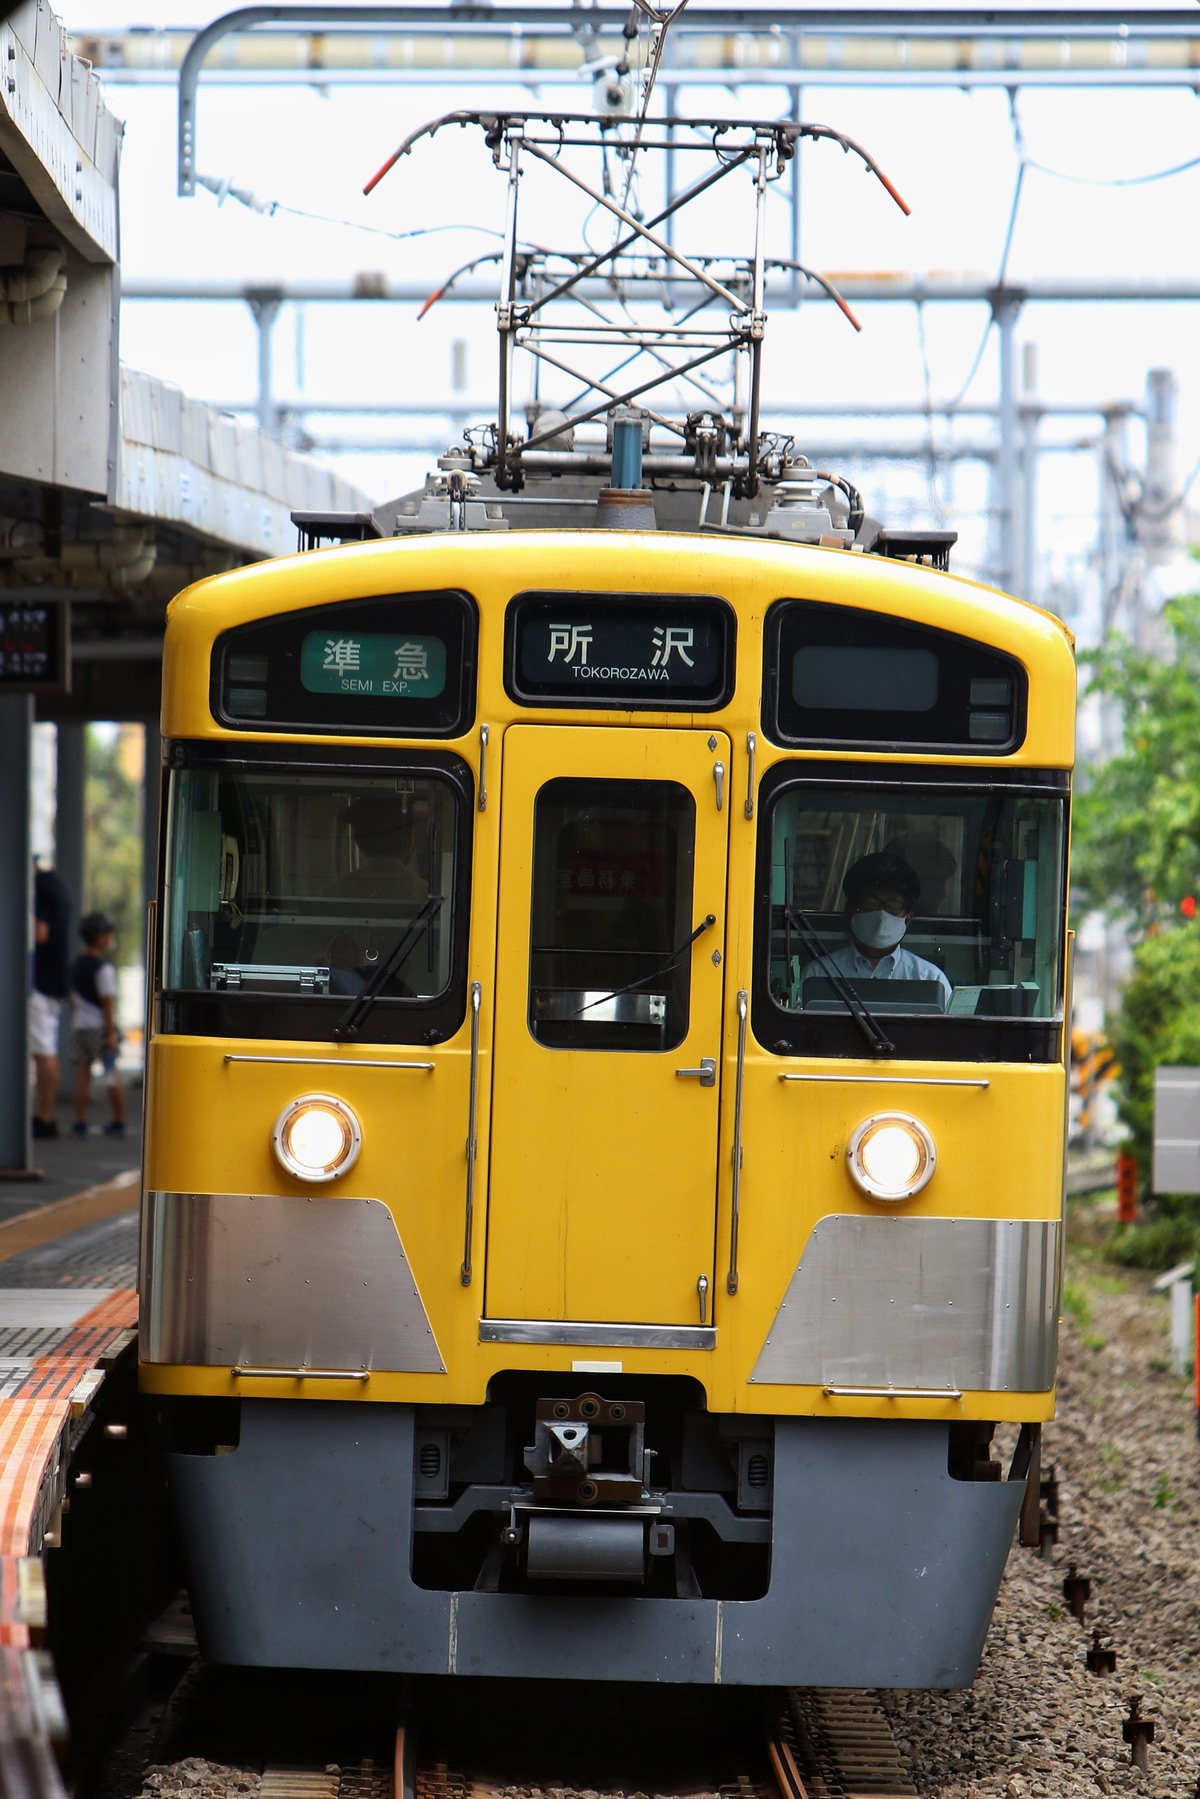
[
  {"left": 764, "top": 599, "right": 1026, "bottom": 753},
  {"left": 0, "top": 603, "right": 66, "bottom": 692},
  {"left": 507, "top": 591, "right": 734, "bottom": 709}
]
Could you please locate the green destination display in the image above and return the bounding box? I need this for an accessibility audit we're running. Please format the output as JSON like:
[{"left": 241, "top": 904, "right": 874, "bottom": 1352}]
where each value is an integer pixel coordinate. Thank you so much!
[{"left": 300, "top": 630, "right": 447, "bottom": 698}]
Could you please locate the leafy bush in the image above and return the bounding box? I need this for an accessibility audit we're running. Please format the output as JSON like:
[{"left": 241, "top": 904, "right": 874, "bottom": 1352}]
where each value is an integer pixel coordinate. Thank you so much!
[
  {"left": 85, "top": 724, "right": 142, "bottom": 964},
  {"left": 1073, "top": 592, "right": 1200, "bottom": 1268},
  {"left": 1073, "top": 595, "right": 1200, "bottom": 924}
]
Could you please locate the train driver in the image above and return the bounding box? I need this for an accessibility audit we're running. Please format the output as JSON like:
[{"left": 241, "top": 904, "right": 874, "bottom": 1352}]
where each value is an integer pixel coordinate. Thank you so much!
[
  {"left": 329, "top": 794, "right": 429, "bottom": 902},
  {"left": 804, "top": 850, "right": 952, "bottom": 1008},
  {"left": 325, "top": 793, "right": 430, "bottom": 996}
]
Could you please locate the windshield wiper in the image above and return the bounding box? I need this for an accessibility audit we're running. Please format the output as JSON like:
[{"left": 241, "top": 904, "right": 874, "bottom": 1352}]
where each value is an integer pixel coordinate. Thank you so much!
[
  {"left": 574, "top": 914, "right": 717, "bottom": 1016},
  {"left": 784, "top": 898, "right": 895, "bottom": 1058},
  {"left": 335, "top": 895, "right": 443, "bottom": 1040}
]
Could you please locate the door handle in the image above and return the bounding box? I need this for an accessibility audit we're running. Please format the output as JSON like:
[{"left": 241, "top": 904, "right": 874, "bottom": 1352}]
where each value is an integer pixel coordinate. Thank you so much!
[
  {"left": 697, "top": 1273, "right": 710, "bottom": 1326},
  {"left": 477, "top": 723, "right": 490, "bottom": 812},
  {"left": 713, "top": 760, "right": 725, "bottom": 811},
  {"left": 676, "top": 1057, "right": 716, "bottom": 1087}
]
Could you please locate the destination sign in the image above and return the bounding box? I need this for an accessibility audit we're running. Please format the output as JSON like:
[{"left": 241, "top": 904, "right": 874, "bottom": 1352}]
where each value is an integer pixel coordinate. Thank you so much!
[
  {"left": 213, "top": 589, "right": 476, "bottom": 739},
  {"left": 509, "top": 593, "right": 733, "bottom": 709},
  {"left": 300, "top": 630, "right": 447, "bottom": 698}
]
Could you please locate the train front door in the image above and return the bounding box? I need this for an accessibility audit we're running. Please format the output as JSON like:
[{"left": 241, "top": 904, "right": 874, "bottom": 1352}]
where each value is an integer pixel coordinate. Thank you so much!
[{"left": 485, "top": 726, "right": 731, "bottom": 1327}]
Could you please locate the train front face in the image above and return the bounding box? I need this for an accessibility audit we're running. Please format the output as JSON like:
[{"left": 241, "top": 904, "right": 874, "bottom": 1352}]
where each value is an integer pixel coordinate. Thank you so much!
[{"left": 141, "top": 532, "right": 1076, "bottom": 1687}]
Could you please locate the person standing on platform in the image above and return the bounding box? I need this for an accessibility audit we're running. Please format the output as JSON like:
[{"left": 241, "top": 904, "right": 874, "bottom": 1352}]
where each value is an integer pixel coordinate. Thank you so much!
[
  {"left": 30, "top": 862, "right": 70, "bottom": 1140},
  {"left": 69, "top": 912, "right": 126, "bottom": 1138}
]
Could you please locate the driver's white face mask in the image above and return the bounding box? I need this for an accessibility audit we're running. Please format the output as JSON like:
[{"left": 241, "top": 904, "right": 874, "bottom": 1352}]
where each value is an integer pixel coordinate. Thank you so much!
[{"left": 852, "top": 908, "right": 908, "bottom": 952}]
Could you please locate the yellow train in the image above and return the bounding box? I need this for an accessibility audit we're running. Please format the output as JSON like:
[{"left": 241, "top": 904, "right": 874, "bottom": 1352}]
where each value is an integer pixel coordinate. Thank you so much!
[{"left": 141, "top": 485, "right": 1075, "bottom": 1685}]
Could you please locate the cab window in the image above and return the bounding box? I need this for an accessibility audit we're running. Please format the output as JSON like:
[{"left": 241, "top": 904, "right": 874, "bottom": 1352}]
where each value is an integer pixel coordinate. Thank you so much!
[
  {"left": 755, "top": 770, "right": 1067, "bottom": 1062},
  {"left": 159, "top": 748, "right": 472, "bottom": 1044}
]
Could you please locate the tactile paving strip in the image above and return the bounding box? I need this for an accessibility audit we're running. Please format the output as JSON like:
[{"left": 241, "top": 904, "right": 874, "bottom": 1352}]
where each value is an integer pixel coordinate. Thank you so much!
[
  {"left": 0, "top": 1330, "right": 76, "bottom": 1363},
  {"left": 0, "top": 1184, "right": 139, "bottom": 1797},
  {"left": 0, "top": 1211, "right": 139, "bottom": 1291}
]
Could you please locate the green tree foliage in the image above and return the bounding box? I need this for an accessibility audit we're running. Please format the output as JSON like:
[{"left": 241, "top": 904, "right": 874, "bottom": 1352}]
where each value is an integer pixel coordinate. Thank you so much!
[
  {"left": 1074, "top": 593, "right": 1200, "bottom": 1266},
  {"left": 84, "top": 724, "right": 141, "bottom": 966},
  {"left": 1073, "top": 595, "right": 1200, "bottom": 924}
]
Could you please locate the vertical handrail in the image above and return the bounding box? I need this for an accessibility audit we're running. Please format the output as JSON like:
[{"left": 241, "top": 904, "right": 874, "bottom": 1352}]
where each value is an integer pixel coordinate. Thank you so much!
[
  {"left": 744, "top": 731, "right": 756, "bottom": 819},
  {"left": 477, "top": 723, "right": 490, "bottom": 812},
  {"left": 142, "top": 900, "right": 157, "bottom": 1057},
  {"left": 460, "top": 981, "right": 483, "bottom": 1286},
  {"left": 727, "top": 988, "right": 748, "bottom": 1295}
]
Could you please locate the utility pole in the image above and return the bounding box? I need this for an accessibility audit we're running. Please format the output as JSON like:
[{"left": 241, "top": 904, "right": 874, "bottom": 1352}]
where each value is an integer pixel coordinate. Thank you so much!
[
  {"left": 248, "top": 289, "right": 283, "bottom": 437},
  {"left": 1137, "top": 367, "right": 1182, "bottom": 656},
  {"left": 992, "top": 291, "right": 1021, "bottom": 594},
  {"left": 1019, "top": 341, "right": 1039, "bottom": 605}
]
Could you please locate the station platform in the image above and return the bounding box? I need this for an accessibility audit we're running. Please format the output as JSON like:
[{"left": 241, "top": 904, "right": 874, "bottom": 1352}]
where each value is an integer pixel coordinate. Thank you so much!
[{"left": 0, "top": 1126, "right": 140, "bottom": 1796}]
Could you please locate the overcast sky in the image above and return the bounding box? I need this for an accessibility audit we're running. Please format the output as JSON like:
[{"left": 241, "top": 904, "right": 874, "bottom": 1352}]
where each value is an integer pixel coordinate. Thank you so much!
[{"left": 62, "top": 1, "right": 1200, "bottom": 633}]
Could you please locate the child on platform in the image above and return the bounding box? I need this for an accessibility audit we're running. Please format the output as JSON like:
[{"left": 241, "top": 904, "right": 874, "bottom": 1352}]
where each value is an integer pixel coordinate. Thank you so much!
[{"left": 69, "top": 912, "right": 126, "bottom": 1138}]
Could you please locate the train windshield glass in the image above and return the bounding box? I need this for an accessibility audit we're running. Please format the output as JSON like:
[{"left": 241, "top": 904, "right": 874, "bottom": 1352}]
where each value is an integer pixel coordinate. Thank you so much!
[
  {"left": 762, "top": 780, "right": 1066, "bottom": 1053},
  {"left": 162, "top": 765, "right": 460, "bottom": 1010},
  {"left": 528, "top": 778, "right": 696, "bottom": 1052}
]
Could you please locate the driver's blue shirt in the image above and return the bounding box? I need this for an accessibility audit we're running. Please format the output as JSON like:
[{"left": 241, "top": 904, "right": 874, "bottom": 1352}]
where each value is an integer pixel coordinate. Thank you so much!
[{"left": 801, "top": 942, "right": 952, "bottom": 1007}]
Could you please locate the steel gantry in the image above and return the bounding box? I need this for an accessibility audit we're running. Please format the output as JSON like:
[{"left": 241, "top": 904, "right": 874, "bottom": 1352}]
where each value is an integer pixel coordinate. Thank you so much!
[{"left": 63, "top": 7, "right": 1200, "bottom": 198}]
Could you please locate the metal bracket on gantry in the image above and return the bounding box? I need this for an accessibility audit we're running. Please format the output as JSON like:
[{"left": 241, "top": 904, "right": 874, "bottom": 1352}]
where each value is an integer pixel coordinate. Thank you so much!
[
  {"left": 178, "top": 6, "right": 463, "bottom": 195},
  {"left": 364, "top": 110, "right": 908, "bottom": 498}
]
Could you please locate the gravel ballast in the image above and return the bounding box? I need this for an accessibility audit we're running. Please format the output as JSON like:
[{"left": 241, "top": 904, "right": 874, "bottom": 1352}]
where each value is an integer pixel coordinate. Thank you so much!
[{"left": 886, "top": 1249, "right": 1200, "bottom": 1796}]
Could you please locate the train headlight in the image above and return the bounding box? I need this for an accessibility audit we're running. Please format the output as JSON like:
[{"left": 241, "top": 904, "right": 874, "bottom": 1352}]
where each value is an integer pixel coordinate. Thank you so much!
[
  {"left": 847, "top": 1112, "right": 935, "bottom": 1203},
  {"left": 272, "top": 1094, "right": 362, "bottom": 1183}
]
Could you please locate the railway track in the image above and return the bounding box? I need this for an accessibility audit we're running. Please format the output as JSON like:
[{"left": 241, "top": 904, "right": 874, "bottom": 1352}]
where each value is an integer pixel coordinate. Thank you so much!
[
  {"left": 777, "top": 1692, "right": 918, "bottom": 1798},
  {"left": 243, "top": 1695, "right": 918, "bottom": 1799}
]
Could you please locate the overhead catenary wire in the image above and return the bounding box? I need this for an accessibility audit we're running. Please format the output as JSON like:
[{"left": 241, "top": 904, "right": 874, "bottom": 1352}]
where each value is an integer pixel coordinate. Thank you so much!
[
  {"left": 197, "top": 174, "right": 509, "bottom": 246},
  {"left": 618, "top": 0, "right": 692, "bottom": 214},
  {"left": 1024, "top": 150, "right": 1200, "bottom": 187},
  {"left": 934, "top": 104, "right": 1198, "bottom": 413},
  {"left": 941, "top": 98, "right": 1027, "bottom": 411}
]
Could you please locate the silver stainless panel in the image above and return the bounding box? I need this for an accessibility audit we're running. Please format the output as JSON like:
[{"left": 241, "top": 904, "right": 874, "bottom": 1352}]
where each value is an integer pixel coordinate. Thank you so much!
[
  {"left": 141, "top": 1190, "right": 444, "bottom": 1372},
  {"left": 526, "top": 1513, "right": 645, "bottom": 1582},
  {"left": 751, "top": 1215, "right": 1058, "bottom": 1392},
  {"left": 1153, "top": 1066, "right": 1200, "bottom": 1195},
  {"left": 480, "top": 1318, "right": 716, "bottom": 1350}
]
